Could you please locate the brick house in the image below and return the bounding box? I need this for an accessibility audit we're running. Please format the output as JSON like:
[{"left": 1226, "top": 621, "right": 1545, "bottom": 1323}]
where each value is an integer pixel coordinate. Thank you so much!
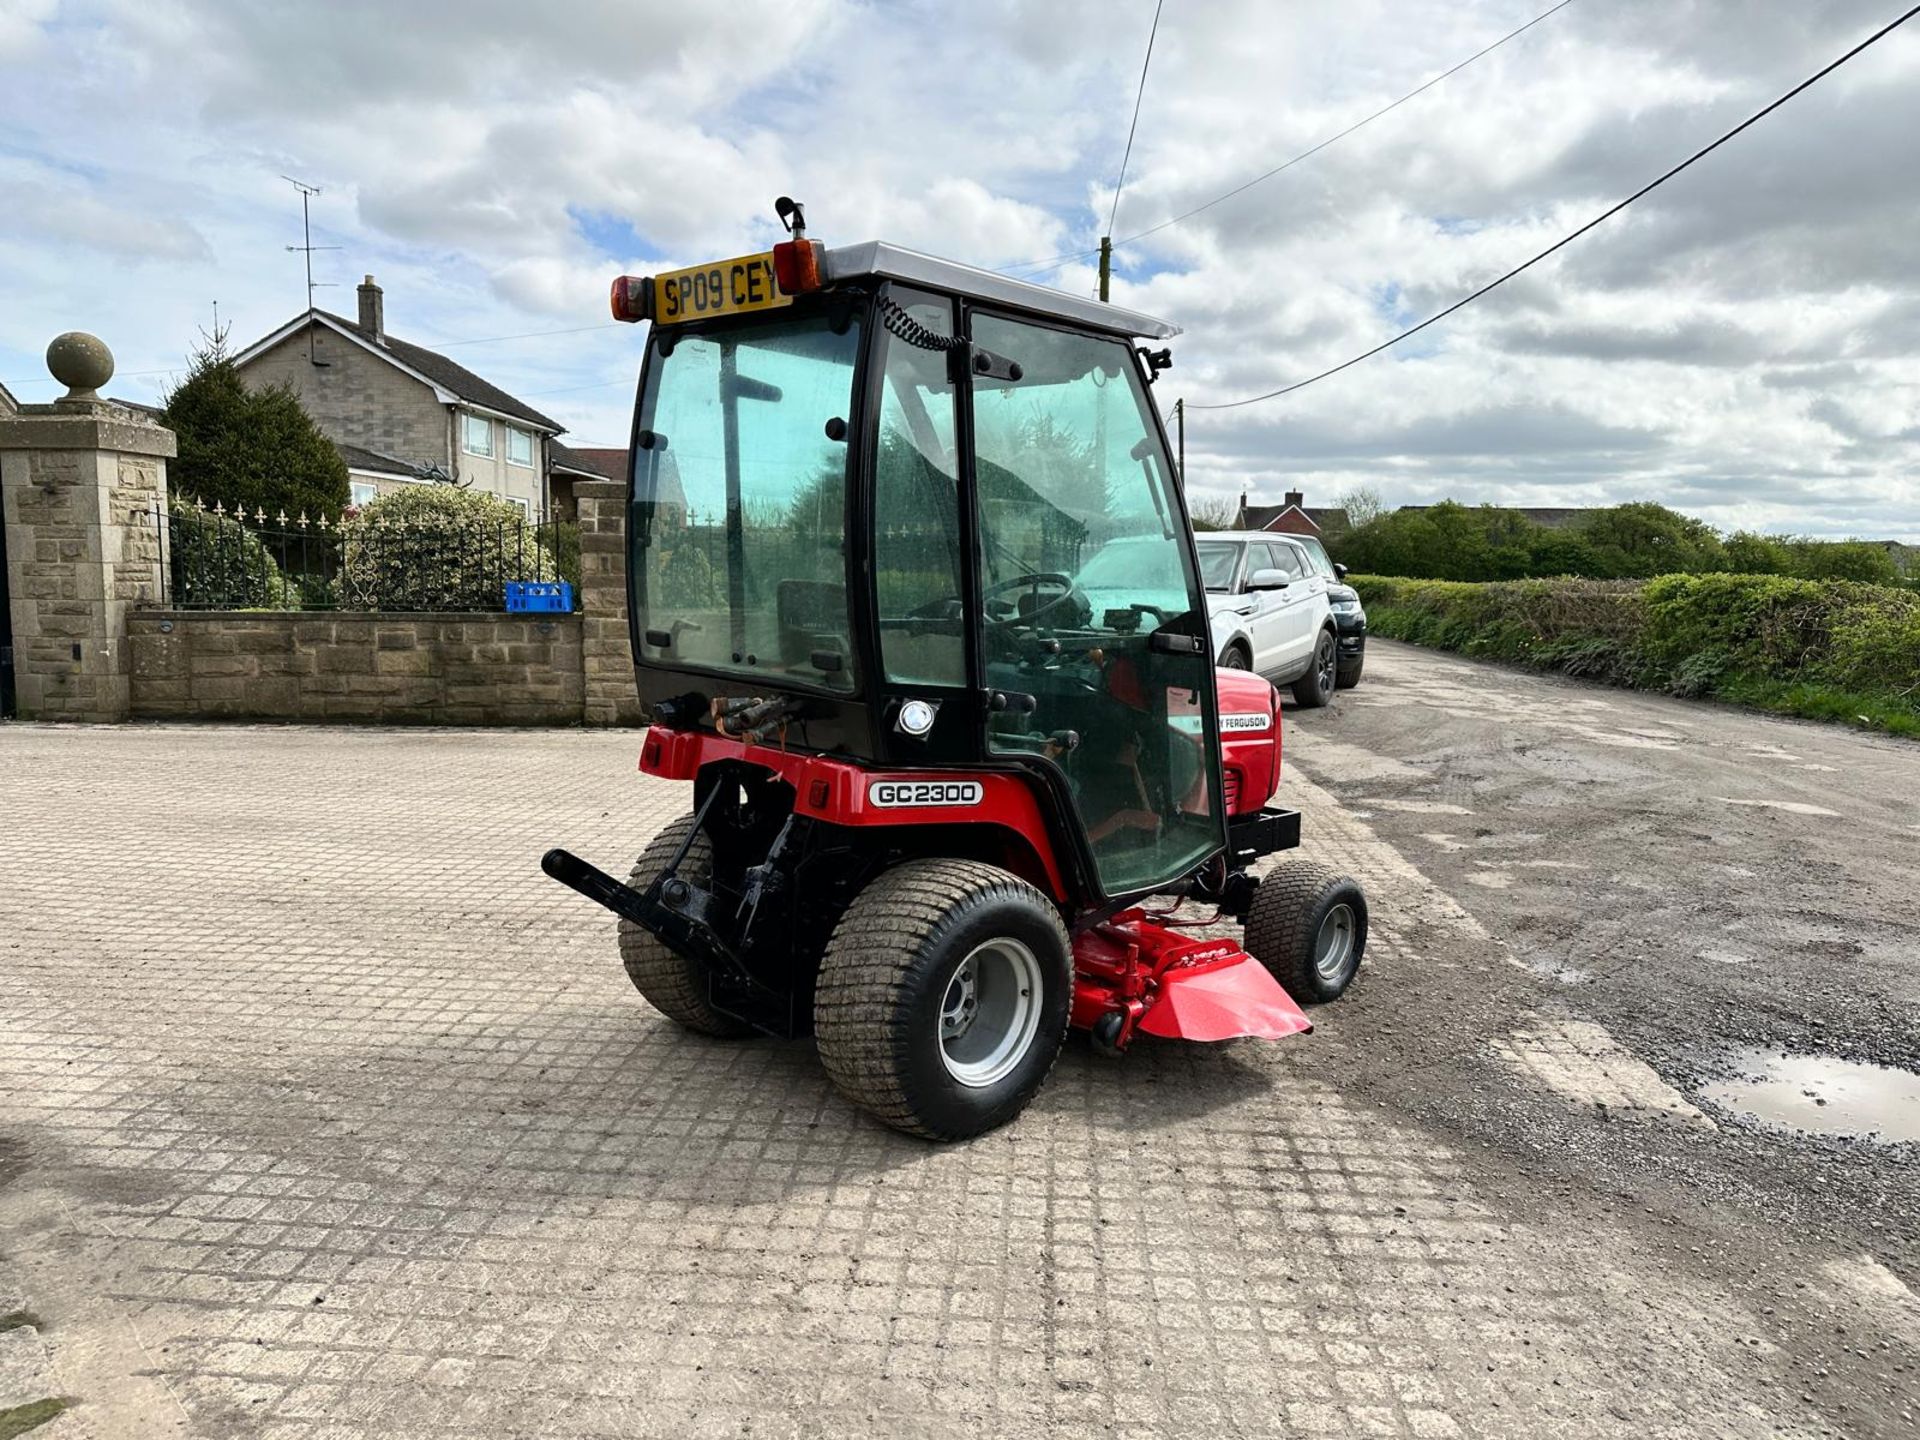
[
  {"left": 1235, "top": 488, "right": 1349, "bottom": 536},
  {"left": 232, "top": 277, "right": 565, "bottom": 515}
]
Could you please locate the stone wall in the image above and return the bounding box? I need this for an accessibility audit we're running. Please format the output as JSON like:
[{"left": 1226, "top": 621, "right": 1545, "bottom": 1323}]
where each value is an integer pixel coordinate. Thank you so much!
[
  {"left": 575, "top": 478, "right": 645, "bottom": 726},
  {"left": 128, "top": 612, "right": 584, "bottom": 725}
]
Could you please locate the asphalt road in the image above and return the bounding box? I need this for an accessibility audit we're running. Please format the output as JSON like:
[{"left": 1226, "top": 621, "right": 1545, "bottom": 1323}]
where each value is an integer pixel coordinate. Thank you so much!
[{"left": 1284, "top": 639, "right": 1919, "bottom": 1265}]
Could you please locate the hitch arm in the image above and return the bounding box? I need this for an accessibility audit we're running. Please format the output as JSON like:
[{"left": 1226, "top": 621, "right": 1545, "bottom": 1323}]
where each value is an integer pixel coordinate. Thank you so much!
[{"left": 541, "top": 848, "right": 656, "bottom": 928}]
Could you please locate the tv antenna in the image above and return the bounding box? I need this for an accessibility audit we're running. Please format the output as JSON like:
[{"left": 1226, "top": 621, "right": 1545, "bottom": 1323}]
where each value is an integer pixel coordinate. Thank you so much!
[{"left": 283, "top": 175, "right": 341, "bottom": 365}]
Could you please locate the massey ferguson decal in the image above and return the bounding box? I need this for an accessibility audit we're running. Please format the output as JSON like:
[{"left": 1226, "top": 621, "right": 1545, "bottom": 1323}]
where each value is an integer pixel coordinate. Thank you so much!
[
  {"left": 1219, "top": 711, "right": 1274, "bottom": 733},
  {"left": 867, "top": 779, "right": 986, "bottom": 809}
]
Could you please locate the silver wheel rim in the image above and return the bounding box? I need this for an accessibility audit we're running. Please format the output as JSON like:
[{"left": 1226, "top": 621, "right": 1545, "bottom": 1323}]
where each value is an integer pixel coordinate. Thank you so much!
[
  {"left": 1224, "top": 648, "right": 1248, "bottom": 669},
  {"left": 1317, "top": 635, "right": 1336, "bottom": 692},
  {"left": 938, "top": 938, "right": 1043, "bottom": 1088},
  {"left": 1314, "top": 902, "right": 1357, "bottom": 984}
]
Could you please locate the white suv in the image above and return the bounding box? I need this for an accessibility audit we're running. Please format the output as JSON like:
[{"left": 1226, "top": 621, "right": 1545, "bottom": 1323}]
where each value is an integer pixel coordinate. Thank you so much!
[{"left": 1194, "top": 531, "right": 1339, "bottom": 708}]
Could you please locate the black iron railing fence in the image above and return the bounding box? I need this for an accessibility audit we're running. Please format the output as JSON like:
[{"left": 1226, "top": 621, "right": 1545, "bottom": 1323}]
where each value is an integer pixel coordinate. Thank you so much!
[{"left": 153, "top": 498, "right": 581, "bottom": 613}]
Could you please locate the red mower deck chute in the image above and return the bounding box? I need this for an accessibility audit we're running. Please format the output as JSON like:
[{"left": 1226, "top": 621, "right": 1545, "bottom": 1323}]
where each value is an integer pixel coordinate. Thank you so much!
[{"left": 544, "top": 199, "right": 1370, "bottom": 1141}]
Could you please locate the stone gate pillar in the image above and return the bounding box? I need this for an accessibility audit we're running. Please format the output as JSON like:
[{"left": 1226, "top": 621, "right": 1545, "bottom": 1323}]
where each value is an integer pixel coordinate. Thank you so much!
[
  {"left": 0, "top": 334, "right": 174, "bottom": 722},
  {"left": 574, "top": 477, "right": 644, "bottom": 726}
]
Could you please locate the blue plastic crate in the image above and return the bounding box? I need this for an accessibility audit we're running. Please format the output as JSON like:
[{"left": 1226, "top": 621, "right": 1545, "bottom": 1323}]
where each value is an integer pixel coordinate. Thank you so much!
[{"left": 504, "top": 581, "right": 573, "bottom": 613}]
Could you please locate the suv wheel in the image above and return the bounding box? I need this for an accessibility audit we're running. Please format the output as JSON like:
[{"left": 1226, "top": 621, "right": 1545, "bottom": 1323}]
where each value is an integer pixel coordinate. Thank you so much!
[{"left": 1290, "top": 628, "right": 1337, "bottom": 709}]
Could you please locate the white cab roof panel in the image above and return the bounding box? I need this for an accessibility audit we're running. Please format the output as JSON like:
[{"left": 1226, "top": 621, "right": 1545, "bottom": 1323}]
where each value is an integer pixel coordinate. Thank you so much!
[{"left": 822, "top": 241, "right": 1180, "bottom": 341}]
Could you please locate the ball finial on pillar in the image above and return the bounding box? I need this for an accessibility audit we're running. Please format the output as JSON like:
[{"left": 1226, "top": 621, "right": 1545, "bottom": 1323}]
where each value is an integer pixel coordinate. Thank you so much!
[{"left": 46, "top": 332, "right": 115, "bottom": 401}]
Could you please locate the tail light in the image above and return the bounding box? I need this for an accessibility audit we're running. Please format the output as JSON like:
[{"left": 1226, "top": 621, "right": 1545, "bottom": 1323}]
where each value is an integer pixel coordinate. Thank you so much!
[
  {"left": 610, "top": 274, "right": 653, "bottom": 323},
  {"left": 772, "top": 239, "right": 825, "bottom": 295}
]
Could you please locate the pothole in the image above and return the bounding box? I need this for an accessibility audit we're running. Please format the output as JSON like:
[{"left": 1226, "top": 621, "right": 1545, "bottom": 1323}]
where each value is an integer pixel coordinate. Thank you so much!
[{"left": 1702, "top": 1050, "right": 1920, "bottom": 1144}]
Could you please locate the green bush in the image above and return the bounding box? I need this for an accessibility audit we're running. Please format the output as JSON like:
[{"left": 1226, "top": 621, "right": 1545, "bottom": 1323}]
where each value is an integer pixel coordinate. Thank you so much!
[
  {"left": 1353, "top": 571, "right": 1920, "bottom": 738},
  {"left": 169, "top": 505, "right": 289, "bottom": 609},
  {"left": 338, "top": 486, "right": 558, "bottom": 611}
]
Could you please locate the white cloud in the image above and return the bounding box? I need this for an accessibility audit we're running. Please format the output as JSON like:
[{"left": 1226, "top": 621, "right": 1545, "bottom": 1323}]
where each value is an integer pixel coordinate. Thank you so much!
[{"left": 0, "top": 0, "right": 1913, "bottom": 538}]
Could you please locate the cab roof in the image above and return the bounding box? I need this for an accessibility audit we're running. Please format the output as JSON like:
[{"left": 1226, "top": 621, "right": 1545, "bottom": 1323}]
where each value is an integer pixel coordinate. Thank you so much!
[{"left": 821, "top": 241, "right": 1181, "bottom": 342}]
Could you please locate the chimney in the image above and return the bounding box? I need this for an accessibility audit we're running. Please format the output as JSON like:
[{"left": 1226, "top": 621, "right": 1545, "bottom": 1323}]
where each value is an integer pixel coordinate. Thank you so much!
[
  {"left": 357, "top": 275, "right": 385, "bottom": 344},
  {"left": 1284, "top": 488, "right": 1305, "bottom": 511}
]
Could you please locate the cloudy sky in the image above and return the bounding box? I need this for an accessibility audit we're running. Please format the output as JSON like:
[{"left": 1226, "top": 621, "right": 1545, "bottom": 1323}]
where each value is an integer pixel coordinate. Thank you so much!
[{"left": 2, "top": 0, "right": 1916, "bottom": 539}]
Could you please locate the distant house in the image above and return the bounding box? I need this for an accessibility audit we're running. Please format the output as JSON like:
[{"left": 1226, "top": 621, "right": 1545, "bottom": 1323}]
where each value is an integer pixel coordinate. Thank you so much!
[
  {"left": 0, "top": 381, "right": 16, "bottom": 415},
  {"left": 548, "top": 443, "right": 629, "bottom": 521},
  {"left": 1395, "top": 504, "right": 1604, "bottom": 530},
  {"left": 1235, "top": 489, "right": 1349, "bottom": 536},
  {"left": 232, "top": 276, "right": 566, "bottom": 515}
]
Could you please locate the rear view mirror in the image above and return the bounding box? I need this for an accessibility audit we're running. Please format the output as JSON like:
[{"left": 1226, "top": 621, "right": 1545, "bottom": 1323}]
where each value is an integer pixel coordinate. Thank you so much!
[{"left": 1246, "top": 568, "right": 1290, "bottom": 591}]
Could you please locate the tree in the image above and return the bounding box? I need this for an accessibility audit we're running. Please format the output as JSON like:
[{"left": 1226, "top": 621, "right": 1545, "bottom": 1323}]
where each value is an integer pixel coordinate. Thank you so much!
[
  {"left": 1336, "top": 484, "right": 1385, "bottom": 529},
  {"left": 162, "top": 327, "right": 348, "bottom": 518},
  {"left": 1575, "top": 503, "right": 1725, "bottom": 578},
  {"left": 1786, "top": 539, "right": 1899, "bottom": 584},
  {"left": 1189, "top": 495, "right": 1239, "bottom": 531},
  {"left": 1724, "top": 531, "right": 1791, "bottom": 575}
]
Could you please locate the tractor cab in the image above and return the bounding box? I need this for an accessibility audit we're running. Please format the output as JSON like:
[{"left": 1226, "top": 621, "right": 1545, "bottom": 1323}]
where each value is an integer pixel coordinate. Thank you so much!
[
  {"left": 544, "top": 201, "right": 1369, "bottom": 1141},
  {"left": 620, "top": 212, "right": 1219, "bottom": 901}
]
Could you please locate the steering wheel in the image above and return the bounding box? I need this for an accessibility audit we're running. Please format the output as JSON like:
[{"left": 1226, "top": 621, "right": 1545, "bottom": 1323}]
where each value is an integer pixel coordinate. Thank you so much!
[{"left": 982, "top": 572, "right": 1088, "bottom": 630}]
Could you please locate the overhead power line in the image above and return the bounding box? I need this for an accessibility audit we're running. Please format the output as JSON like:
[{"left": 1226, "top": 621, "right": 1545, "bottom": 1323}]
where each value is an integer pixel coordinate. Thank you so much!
[
  {"left": 998, "top": 0, "right": 1579, "bottom": 282},
  {"left": 1107, "top": 0, "right": 1166, "bottom": 239},
  {"left": 1190, "top": 3, "right": 1920, "bottom": 411}
]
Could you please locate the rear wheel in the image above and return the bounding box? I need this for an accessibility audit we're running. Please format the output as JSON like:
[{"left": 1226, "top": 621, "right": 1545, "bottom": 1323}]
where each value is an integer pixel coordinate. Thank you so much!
[
  {"left": 1244, "top": 860, "right": 1367, "bottom": 1003},
  {"left": 1291, "top": 628, "right": 1337, "bottom": 709},
  {"left": 813, "top": 859, "right": 1071, "bottom": 1140},
  {"left": 618, "top": 815, "right": 755, "bottom": 1038},
  {"left": 1220, "top": 641, "right": 1252, "bottom": 670}
]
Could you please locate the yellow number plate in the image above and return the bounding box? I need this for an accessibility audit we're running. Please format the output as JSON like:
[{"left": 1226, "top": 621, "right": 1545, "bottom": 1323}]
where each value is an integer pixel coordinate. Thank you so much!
[{"left": 652, "top": 252, "right": 792, "bottom": 325}]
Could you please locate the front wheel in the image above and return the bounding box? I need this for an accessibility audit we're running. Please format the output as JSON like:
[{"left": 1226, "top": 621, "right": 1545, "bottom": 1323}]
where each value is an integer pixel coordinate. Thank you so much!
[
  {"left": 618, "top": 816, "right": 756, "bottom": 1038},
  {"left": 1244, "top": 860, "right": 1368, "bottom": 1003},
  {"left": 813, "top": 860, "right": 1071, "bottom": 1140},
  {"left": 1220, "top": 642, "right": 1252, "bottom": 671},
  {"left": 1291, "top": 629, "right": 1337, "bottom": 709},
  {"left": 1336, "top": 654, "right": 1365, "bottom": 690}
]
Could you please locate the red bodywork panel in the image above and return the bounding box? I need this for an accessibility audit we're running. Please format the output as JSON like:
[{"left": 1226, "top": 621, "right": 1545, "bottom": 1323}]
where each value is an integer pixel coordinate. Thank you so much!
[
  {"left": 638, "top": 664, "right": 1306, "bottom": 1051},
  {"left": 639, "top": 726, "right": 1069, "bottom": 899},
  {"left": 1213, "top": 668, "right": 1283, "bottom": 817}
]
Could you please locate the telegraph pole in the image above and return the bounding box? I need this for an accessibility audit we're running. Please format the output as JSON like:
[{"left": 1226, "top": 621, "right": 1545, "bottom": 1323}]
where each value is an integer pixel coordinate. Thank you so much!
[{"left": 1097, "top": 236, "right": 1112, "bottom": 303}]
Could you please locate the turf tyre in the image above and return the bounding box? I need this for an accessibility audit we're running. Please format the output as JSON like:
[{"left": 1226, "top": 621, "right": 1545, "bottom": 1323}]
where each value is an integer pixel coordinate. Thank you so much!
[
  {"left": 617, "top": 815, "right": 756, "bottom": 1038},
  {"left": 813, "top": 859, "right": 1071, "bottom": 1140},
  {"left": 1244, "top": 859, "right": 1367, "bottom": 1003}
]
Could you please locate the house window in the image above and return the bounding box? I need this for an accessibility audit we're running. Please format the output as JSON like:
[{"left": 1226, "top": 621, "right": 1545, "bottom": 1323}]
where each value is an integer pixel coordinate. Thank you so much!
[
  {"left": 350, "top": 479, "right": 379, "bottom": 506},
  {"left": 504, "top": 495, "right": 530, "bottom": 517},
  {"left": 506, "top": 426, "right": 534, "bottom": 467},
  {"left": 461, "top": 413, "right": 493, "bottom": 457}
]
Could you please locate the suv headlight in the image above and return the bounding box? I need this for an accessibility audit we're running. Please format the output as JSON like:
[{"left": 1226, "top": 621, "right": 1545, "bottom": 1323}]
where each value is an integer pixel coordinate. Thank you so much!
[{"left": 1330, "top": 598, "right": 1362, "bottom": 615}]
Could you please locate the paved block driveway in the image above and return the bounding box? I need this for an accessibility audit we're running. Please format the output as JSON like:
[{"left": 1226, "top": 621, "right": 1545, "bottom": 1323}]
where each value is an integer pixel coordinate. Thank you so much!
[{"left": 0, "top": 724, "right": 1902, "bottom": 1438}]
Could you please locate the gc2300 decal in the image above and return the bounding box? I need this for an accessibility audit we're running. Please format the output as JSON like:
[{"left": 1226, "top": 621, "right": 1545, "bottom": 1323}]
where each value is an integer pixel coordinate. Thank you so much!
[{"left": 867, "top": 779, "right": 986, "bottom": 809}]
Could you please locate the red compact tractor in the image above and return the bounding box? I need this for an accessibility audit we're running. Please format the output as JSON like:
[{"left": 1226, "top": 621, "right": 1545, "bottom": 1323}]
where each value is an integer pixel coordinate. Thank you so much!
[{"left": 545, "top": 200, "right": 1368, "bottom": 1140}]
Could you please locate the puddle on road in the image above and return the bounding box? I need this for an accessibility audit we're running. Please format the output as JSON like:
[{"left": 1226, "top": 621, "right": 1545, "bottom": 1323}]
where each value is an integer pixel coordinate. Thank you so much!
[{"left": 1703, "top": 1050, "right": 1920, "bottom": 1143}]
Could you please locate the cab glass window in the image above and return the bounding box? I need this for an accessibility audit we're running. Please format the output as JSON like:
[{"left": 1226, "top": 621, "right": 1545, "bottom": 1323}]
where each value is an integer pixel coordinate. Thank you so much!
[
  {"left": 633, "top": 312, "right": 863, "bottom": 690},
  {"left": 968, "top": 312, "right": 1221, "bottom": 895},
  {"left": 872, "top": 290, "right": 966, "bottom": 687}
]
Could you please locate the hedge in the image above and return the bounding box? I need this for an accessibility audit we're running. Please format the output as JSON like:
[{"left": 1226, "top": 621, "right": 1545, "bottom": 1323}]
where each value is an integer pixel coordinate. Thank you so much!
[{"left": 1352, "top": 572, "right": 1920, "bottom": 738}]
